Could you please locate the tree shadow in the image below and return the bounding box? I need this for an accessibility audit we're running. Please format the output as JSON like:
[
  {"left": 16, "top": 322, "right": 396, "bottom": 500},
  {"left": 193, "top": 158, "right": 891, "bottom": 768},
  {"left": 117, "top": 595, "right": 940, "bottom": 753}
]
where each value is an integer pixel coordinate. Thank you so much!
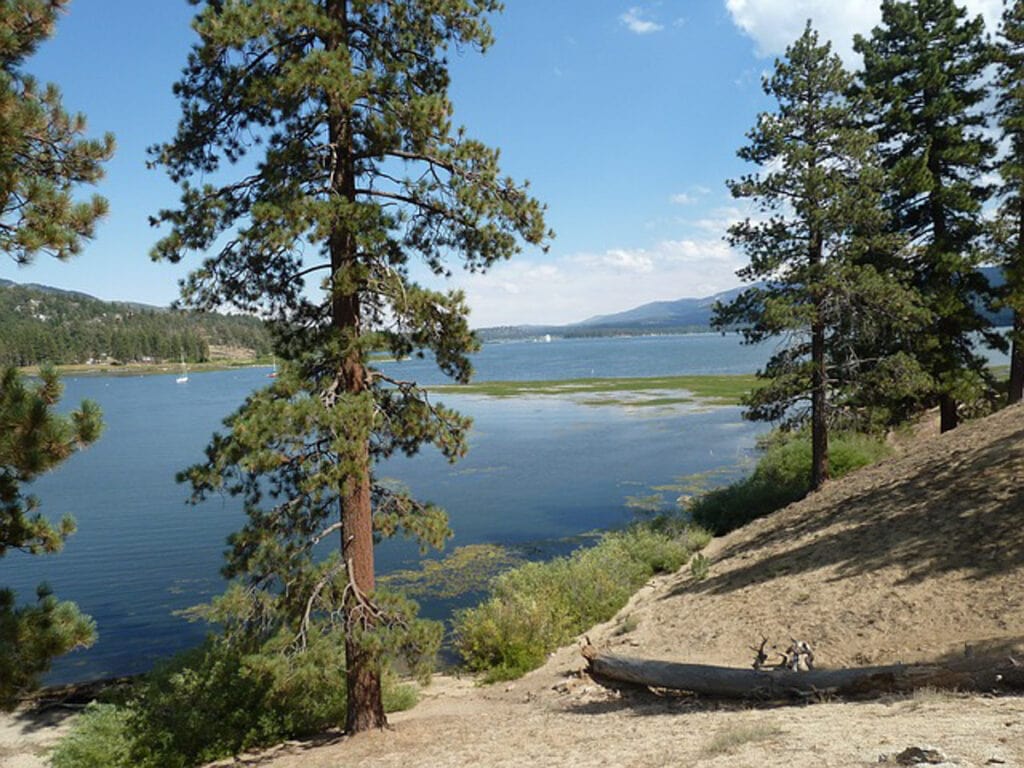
[
  {"left": 6, "top": 703, "right": 80, "bottom": 736},
  {"left": 668, "top": 422, "right": 1024, "bottom": 600},
  {"left": 931, "top": 636, "right": 1024, "bottom": 667},
  {"left": 9, "top": 677, "right": 135, "bottom": 735},
  {"left": 213, "top": 730, "right": 348, "bottom": 766},
  {"left": 562, "top": 684, "right": 767, "bottom": 717}
]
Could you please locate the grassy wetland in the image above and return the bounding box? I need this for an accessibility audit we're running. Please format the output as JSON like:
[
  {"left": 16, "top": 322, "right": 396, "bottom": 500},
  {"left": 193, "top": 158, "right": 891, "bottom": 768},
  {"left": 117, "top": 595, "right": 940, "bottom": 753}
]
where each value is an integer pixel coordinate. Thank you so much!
[{"left": 430, "top": 373, "right": 759, "bottom": 406}]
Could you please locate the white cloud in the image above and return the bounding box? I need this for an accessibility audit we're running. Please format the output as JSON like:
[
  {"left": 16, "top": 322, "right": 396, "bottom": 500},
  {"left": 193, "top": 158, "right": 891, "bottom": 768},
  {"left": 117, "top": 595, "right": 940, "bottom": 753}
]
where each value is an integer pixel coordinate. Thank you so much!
[
  {"left": 692, "top": 205, "right": 750, "bottom": 236},
  {"left": 660, "top": 239, "right": 734, "bottom": 262},
  {"left": 671, "top": 186, "right": 712, "bottom": 206},
  {"left": 452, "top": 238, "right": 746, "bottom": 327},
  {"left": 724, "top": 0, "right": 1001, "bottom": 64},
  {"left": 620, "top": 6, "right": 664, "bottom": 35},
  {"left": 595, "top": 249, "right": 656, "bottom": 272}
]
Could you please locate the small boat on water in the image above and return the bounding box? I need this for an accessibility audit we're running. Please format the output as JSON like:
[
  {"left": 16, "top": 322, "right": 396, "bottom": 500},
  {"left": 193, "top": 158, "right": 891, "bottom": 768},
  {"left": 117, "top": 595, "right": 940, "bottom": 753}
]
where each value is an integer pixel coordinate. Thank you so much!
[{"left": 176, "top": 356, "right": 189, "bottom": 384}]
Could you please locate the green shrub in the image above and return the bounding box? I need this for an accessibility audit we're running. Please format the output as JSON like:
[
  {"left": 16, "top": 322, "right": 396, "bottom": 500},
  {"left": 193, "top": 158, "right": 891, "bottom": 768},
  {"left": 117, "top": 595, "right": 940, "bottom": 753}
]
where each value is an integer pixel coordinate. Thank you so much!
[
  {"left": 51, "top": 605, "right": 441, "bottom": 768},
  {"left": 690, "top": 552, "right": 710, "bottom": 581},
  {"left": 51, "top": 703, "right": 134, "bottom": 768},
  {"left": 689, "top": 430, "right": 889, "bottom": 535},
  {"left": 454, "top": 523, "right": 710, "bottom": 682}
]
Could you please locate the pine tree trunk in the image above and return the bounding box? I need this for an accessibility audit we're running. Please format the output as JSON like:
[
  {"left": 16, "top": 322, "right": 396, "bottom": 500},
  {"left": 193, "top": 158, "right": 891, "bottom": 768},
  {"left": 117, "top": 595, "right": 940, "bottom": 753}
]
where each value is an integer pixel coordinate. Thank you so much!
[
  {"left": 1010, "top": 312, "right": 1024, "bottom": 406},
  {"left": 811, "top": 319, "right": 829, "bottom": 490},
  {"left": 927, "top": 156, "right": 960, "bottom": 435},
  {"left": 336, "top": 296, "right": 385, "bottom": 735},
  {"left": 329, "top": 0, "right": 386, "bottom": 734},
  {"left": 809, "top": 229, "right": 828, "bottom": 491},
  {"left": 341, "top": 443, "right": 386, "bottom": 733},
  {"left": 939, "top": 392, "right": 959, "bottom": 432}
]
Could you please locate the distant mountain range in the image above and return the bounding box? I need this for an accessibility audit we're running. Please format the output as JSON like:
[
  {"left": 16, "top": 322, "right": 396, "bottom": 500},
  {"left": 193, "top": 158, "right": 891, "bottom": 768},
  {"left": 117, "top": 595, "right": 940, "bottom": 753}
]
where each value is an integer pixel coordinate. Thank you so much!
[
  {"left": 3, "top": 268, "right": 1014, "bottom": 354},
  {"left": 476, "top": 285, "right": 750, "bottom": 341},
  {"left": 574, "top": 284, "right": 749, "bottom": 331},
  {"left": 477, "top": 266, "right": 1013, "bottom": 341}
]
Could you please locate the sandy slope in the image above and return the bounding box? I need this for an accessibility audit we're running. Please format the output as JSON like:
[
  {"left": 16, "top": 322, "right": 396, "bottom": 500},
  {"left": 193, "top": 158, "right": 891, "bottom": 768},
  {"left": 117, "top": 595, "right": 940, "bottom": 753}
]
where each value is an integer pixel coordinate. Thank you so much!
[
  {"left": 242, "top": 402, "right": 1024, "bottom": 768},
  {"left": 5, "top": 404, "right": 1024, "bottom": 767}
]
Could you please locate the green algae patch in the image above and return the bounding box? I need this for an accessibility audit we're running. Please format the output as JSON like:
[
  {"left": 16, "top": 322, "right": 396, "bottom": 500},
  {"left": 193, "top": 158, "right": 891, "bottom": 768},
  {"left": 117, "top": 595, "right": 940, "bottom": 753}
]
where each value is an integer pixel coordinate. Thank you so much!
[
  {"left": 431, "top": 374, "right": 758, "bottom": 406},
  {"left": 381, "top": 544, "right": 526, "bottom": 600}
]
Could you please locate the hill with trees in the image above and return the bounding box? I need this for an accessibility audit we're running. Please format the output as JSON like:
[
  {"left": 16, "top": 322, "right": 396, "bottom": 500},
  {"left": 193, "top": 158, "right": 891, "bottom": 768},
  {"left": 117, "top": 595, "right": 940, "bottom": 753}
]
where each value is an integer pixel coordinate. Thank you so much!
[{"left": 0, "top": 280, "right": 271, "bottom": 366}]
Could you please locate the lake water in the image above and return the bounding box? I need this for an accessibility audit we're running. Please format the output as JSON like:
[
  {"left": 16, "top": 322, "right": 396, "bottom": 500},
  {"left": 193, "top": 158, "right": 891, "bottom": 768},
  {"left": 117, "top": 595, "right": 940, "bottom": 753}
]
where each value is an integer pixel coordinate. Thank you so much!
[{"left": 5, "top": 333, "right": 1011, "bottom": 684}]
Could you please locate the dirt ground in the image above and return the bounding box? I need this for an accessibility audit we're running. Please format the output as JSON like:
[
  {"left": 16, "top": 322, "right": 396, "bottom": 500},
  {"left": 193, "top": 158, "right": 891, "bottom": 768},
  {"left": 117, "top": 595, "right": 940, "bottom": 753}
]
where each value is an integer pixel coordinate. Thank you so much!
[
  {"left": 5, "top": 403, "right": 1024, "bottom": 768},
  {"left": 1, "top": 706, "right": 77, "bottom": 768}
]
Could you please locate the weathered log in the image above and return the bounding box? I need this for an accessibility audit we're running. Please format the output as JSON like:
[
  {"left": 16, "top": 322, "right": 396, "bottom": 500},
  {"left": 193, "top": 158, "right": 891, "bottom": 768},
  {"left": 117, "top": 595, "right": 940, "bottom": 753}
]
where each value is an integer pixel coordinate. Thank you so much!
[{"left": 581, "top": 645, "right": 1024, "bottom": 700}]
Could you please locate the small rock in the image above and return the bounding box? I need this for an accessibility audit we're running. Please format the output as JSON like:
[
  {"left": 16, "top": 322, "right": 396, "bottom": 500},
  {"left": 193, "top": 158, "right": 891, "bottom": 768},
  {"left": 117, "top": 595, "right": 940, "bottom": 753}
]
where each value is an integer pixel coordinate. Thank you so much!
[{"left": 893, "top": 746, "right": 946, "bottom": 765}]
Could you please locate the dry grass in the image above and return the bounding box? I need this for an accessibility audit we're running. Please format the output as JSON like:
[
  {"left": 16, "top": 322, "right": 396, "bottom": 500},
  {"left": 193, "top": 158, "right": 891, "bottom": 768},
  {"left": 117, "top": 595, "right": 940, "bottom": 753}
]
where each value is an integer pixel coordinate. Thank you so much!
[{"left": 701, "top": 721, "right": 785, "bottom": 756}]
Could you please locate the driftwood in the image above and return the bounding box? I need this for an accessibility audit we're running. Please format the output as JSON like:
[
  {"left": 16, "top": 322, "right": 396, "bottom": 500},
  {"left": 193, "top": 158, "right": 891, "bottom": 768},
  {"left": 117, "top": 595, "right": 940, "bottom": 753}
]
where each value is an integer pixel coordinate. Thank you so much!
[{"left": 581, "top": 644, "right": 1024, "bottom": 701}]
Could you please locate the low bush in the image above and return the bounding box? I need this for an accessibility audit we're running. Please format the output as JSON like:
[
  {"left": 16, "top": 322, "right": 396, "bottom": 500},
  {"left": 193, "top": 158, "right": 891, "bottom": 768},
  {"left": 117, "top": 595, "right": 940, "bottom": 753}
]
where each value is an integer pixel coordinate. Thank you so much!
[
  {"left": 689, "top": 430, "right": 889, "bottom": 535},
  {"left": 51, "top": 596, "right": 440, "bottom": 768},
  {"left": 124, "top": 633, "right": 348, "bottom": 767},
  {"left": 50, "top": 703, "right": 134, "bottom": 768},
  {"left": 453, "top": 523, "right": 711, "bottom": 682}
]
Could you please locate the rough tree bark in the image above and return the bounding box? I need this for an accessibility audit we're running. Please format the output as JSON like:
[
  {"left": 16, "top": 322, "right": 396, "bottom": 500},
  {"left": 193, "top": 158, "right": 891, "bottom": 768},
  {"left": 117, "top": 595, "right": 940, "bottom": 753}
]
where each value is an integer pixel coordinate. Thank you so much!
[
  {"left": 1010, "top": 312, "right": 1024, "bottom": 405},
  {"left": 582, "top": 645, "right": 1024, "bottom": 701},
  {"left": 328, "top": 0, "right": 385, "bottom": 733},
  {"left": 810, "top": 230, "right": 829, "bottom": 490}
]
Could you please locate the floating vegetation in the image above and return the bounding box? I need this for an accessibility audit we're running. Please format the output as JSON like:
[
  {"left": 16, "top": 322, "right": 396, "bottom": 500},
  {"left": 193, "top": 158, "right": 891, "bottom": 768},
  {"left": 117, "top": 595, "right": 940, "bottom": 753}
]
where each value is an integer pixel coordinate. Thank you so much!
[
  {"left": 381, "top": 544, "right": 526, "bottom": 600},
  {"left": 430, "top": 374, "right": 758, "bottom": 407}
]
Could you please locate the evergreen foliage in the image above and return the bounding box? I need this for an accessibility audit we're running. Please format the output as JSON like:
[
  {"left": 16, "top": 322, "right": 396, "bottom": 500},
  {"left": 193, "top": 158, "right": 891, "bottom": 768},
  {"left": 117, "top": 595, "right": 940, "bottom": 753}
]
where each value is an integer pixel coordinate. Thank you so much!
[
  {"left": 994, "top": 0, "right": 1024, "bottom": 405},
  {"left": 714, "top": 23, "right": 925, "bottom": 489},
  {"left": 150, "top": 0, "right": 550, "bottom": 732},
  {"left": 0, "top": 0, "right": 114, "bottom": 266},
  {"left": 0, "top": 282, "right": 272, "bottom": 366},
  {"left": 0, "top": 0, "right": 111, "bottom": 708},
  {"left": 854, "top": 0, "right": 999, "bottom": 431},
  {"left": 688, "top": 430, "right": 891, "bottom": 536},
  {"left": 0, "top": 367, "right": 101, "bottom": 707},
  {"left": 50, "top": 618, "right": 433, "bottom": 768}
]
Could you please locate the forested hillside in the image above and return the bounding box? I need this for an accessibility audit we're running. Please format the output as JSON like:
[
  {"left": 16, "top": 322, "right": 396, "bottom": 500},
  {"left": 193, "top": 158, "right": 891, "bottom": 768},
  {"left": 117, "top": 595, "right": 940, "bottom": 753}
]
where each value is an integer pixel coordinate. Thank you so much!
[{"left": 0, "top": 282, "right": 272, "bottom": 366}]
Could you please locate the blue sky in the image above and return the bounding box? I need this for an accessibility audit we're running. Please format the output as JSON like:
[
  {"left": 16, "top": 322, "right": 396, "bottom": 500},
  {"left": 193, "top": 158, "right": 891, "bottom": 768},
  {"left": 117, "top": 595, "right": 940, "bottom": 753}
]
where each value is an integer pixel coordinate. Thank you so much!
[{"left": 0, "top": 0, "right": 1003, "bottom": 327}]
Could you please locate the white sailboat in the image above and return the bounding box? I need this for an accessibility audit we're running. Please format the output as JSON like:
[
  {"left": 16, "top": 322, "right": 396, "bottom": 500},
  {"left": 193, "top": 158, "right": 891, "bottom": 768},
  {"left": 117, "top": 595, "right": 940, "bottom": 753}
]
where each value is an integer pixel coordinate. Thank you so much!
[{"left": 176, "top": 355, "right": 189, "bottom": 384}]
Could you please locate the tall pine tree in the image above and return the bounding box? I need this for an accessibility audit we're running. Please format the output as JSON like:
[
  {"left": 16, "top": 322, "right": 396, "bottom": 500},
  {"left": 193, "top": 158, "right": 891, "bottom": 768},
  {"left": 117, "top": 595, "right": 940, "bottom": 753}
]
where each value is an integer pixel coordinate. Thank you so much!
[
  {"left": 0, "top": 368, "right": 101, "bottom": 707},
  {"left": 0, "top": 0, "right": 111, "bottom": 706},
  {"left": 151, "top": 0, "right": 550, "bottom": 732},
  {"left": 994, "top": 0, "right": 1024, "bottom": 405},
  {"left": 0, "top": 1, "right": 114, "bottom": 265},
  {"left": 854, "top": 0, "right": 997, "bottom": 431},
  {"left": 715, "top": 22, "right": 923, "bottom": 490}
]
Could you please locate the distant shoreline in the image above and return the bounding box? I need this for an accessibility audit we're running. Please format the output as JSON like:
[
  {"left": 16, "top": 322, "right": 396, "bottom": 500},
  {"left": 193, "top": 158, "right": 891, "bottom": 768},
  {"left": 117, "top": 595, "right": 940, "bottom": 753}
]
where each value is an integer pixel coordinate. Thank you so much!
[{"left": 17, "top": 359, "right": 272, "bottom": 377}]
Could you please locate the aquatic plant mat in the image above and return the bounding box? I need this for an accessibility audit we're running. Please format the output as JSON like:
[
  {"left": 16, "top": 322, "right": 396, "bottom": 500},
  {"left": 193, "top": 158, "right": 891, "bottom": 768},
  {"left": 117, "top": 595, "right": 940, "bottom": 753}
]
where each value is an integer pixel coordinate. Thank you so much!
[{"left": 431, "top": 374, "right": 757, "bottom": 406}]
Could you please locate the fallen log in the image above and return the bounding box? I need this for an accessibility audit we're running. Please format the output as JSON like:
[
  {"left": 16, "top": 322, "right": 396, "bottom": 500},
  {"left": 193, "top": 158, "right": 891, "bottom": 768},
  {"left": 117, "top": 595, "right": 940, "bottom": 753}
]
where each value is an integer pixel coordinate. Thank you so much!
[{"left": 581, "top": 644, "right": 1024, "bottom": 701}]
